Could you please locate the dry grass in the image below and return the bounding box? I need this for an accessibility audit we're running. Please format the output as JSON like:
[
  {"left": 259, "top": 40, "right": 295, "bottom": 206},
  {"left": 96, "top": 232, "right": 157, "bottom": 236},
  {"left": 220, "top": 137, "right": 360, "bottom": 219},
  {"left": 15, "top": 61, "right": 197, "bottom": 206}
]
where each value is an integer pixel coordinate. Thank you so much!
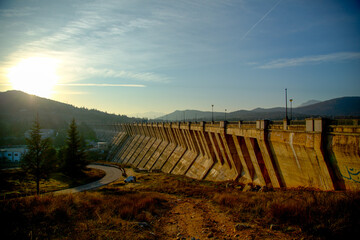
[
  {"left": 0, "top": 191, "right": 166, "bottom": 240},
  {"left": 0, "top": 167, "right": 105, "bottom": 199},
  {"left": 212, "top": 189, "right": 360, "bottom": 239},
  {"left": 118, "top": 171, "right": 360, "bottom": 239},
  {"left": 2, "top": 167, "right": 359, "bottom": 239},
  {"left": 134, "top": 172, "right": 241, "bottom": 198},
  {"left": 101, "top": 170, "right": 360, "bottom": 239}
]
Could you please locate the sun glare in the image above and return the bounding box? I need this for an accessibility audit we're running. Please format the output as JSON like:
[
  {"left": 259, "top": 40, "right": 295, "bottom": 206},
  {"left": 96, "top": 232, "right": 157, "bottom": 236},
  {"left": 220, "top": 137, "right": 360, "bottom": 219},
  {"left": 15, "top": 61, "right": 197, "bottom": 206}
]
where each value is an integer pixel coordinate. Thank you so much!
[{"left": 7, "top": 57, "right": 59, "bottom": 98}]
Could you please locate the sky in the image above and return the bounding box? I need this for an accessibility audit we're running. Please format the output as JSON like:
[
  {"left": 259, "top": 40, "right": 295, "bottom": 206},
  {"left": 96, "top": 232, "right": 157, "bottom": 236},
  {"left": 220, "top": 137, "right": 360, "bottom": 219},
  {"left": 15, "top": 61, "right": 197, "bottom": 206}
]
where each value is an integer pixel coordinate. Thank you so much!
[{"left": 0, "top": 0, "right": 359, "bottom": 118}]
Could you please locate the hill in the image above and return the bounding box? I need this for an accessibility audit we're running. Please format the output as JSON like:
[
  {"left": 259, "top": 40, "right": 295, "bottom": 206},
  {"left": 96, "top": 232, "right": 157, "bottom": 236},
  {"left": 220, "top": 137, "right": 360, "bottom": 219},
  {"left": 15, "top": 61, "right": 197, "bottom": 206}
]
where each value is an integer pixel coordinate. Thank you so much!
[
  {"left": 157, "top": 96, "right": 360, "bottom": 121},
  {"left": 298, "top": 99, "right": 321, "bottom": 107},
  {"left": 0, "top": 90, "right": 137, "bottom": 145},
  {"left": 294, "top": 97, "right": 360, "bottom": 117}
]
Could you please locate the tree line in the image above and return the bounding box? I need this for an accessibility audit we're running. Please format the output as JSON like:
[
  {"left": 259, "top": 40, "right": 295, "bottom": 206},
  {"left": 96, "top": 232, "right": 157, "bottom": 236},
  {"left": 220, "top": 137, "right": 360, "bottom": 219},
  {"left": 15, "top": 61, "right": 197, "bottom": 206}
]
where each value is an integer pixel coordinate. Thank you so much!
[{"left": 21, "top": 117, "right": 89, "bottom": 195}]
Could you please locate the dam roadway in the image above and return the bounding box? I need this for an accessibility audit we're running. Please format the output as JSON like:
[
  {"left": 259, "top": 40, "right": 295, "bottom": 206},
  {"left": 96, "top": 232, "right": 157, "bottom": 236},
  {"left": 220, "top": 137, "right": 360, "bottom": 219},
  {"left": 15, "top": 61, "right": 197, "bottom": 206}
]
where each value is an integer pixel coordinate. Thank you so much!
[{"left": 95, "top": 118, "right": 360, "bottom": 191}]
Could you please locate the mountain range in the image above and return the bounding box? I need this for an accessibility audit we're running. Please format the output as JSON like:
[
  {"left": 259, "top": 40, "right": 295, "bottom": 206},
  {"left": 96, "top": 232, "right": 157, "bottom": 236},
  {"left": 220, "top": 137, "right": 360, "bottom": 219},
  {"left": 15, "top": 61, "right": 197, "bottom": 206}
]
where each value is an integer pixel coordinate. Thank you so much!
[
  {"left": 157, "top": 97, "right": 360, "bottom": 122},
  {"left": 1, "top": 90, "right": 359, "bottom": 144}
]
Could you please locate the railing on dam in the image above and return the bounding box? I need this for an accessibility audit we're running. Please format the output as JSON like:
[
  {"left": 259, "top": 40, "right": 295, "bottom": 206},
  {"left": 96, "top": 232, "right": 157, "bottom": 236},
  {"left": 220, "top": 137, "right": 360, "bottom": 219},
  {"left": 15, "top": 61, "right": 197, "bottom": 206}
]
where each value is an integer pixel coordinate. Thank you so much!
[{"left": 96, "top": 118, "right": 360, "bottom": 191}]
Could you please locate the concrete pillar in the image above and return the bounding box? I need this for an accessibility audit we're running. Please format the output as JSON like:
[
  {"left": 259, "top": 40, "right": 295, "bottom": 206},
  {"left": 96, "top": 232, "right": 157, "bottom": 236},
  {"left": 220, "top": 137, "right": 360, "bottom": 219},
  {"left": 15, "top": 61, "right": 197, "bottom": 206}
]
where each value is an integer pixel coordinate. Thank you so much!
[
  {"left": 223, "top": 134, "right": 242, "bottom": 177},
  {"left": 306, "top": 118, "right": 314, "bottom": 132},
  {"left": 314, "top": 118, "right": 324, "bottom": 132},
  {"left": 200, "top": 131, "right": 213, "bottom": 159},
  {"left": 214, "top": 133, "right": 228, "bottom": 166},
  {"left": 220, "top": 121, "right": 227, "bottom": 128},
  {"left": 232, "top": 135, "right": 254, "bottom": 182},
  {"left": 200, "top": 121, "right": 206, "bottom": 131},
  {"left": 244, "top": 137, "right": 267, "bottom": 186},
  {"left": 256, "top": 120, "right": 261, "bottom": 129},
  {"left": 283, "top": 119, "right": 289, "bottom": 130},
  {"left": 194, "top": 131, "right": 205, "bottom": 156},
  {"left": 208, "top": 132, "right": 223, "bottom": 165}
]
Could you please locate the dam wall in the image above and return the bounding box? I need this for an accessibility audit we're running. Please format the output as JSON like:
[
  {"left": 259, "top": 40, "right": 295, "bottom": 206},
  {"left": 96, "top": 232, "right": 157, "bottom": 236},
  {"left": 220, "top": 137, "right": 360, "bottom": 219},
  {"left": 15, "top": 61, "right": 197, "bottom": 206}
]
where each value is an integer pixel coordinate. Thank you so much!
[{"left": 102, "top": 119, "right": 360, "bottom": 191}]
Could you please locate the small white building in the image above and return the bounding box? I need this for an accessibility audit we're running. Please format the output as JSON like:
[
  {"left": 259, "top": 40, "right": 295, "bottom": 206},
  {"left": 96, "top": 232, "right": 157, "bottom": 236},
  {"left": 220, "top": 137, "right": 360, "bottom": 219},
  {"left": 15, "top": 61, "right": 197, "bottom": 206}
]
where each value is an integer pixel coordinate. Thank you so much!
[
  {"left": 0, "top": 147, "right": 27, "bottom": 162},
  {"left": 97, "top": 142, "right": 108, "bottom": 150},
  {"left": 24, "top": 129, "right": 55, "bottom": 139}
]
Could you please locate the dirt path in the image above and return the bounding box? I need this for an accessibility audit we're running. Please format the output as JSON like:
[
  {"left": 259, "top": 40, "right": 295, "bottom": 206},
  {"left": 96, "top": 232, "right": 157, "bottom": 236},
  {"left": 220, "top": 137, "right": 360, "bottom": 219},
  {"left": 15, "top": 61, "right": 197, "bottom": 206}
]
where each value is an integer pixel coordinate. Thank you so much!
[
  {"left": 156, "top": 196, "right": 295, "bottom": 240},
  {"left": 157, "top": 197, "right": 235, "bottom": 239},
  {"left": 104, "top": 168, "right": 300, "bottom": 239}
]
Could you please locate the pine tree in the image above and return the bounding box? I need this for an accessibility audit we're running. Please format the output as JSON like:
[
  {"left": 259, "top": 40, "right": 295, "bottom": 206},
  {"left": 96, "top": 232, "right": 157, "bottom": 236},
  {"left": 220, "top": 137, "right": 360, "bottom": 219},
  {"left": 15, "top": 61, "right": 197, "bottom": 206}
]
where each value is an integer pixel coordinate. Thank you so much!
[
  {"left": 63, "top": 118, "right": 88, "bottom": 176},
  {"left": 21, "top": 116, "right": 56, "bottom": 195}
]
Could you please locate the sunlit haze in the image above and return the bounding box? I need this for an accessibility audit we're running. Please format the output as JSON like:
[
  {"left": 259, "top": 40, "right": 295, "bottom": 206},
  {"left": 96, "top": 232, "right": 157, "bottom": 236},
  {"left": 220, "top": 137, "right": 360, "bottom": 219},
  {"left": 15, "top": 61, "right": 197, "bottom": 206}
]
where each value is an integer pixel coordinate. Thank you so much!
[
  {"left": 7, "top": 57, "right": 59, "bottom": 98},
  {"left": 0, "top": 0, "right": 359, "bottom": 117}
]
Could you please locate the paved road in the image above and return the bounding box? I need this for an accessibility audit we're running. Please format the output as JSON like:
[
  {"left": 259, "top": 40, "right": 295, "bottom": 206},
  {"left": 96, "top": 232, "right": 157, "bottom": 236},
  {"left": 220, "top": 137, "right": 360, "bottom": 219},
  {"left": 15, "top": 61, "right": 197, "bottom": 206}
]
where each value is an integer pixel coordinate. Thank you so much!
[{"left": 54, "top": 164, "right": 122, "bottom": 195}]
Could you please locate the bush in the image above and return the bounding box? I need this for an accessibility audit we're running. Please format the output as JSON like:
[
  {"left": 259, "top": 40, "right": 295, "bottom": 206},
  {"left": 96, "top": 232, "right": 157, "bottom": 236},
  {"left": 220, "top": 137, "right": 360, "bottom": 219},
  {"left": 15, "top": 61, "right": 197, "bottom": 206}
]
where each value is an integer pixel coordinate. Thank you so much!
[
  {"left": 212, "top": 189, "right": 360, "bottom": 238},
  {"left": 0, "top": 191, "right": 166, "bottom": 239}
]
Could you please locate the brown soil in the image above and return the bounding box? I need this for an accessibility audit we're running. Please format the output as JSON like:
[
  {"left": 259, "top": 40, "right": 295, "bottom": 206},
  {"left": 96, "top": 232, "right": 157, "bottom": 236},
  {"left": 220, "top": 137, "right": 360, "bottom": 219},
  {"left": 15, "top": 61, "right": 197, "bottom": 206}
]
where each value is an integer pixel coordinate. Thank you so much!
[{"left": 109, "top": 168, "right": 303, "bottom": 240}]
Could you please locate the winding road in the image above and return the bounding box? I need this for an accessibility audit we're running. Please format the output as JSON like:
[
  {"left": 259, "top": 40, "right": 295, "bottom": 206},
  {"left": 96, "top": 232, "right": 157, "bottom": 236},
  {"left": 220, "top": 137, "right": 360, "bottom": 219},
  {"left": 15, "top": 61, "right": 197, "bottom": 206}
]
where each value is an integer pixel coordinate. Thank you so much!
[{"left": 54, "top": 164, "right": 123, "bottom": 195}]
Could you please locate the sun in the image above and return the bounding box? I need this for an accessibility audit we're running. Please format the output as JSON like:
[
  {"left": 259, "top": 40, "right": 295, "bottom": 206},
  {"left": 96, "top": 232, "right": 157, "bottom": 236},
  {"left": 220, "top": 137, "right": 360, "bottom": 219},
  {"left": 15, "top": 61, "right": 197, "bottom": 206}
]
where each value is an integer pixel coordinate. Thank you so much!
[{"left": 7, "top": 57, "right": 59, "bottom": 98}]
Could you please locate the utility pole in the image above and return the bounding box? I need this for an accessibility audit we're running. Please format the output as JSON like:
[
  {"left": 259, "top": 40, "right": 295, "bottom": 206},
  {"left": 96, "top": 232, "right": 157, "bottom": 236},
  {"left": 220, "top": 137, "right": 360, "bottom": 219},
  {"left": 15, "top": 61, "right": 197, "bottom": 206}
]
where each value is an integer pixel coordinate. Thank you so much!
[
  {"left": 212, "top": 104, "right": 214, "bottom": 122},
  {"left": 290, "top": 99, "right": 293, "bottom": 120},
  {"left": 225, "top": 109, "right": 227, "bottom": 121},
  {"left": 285, "top": 88, "right": 288, "bottom": 121}
]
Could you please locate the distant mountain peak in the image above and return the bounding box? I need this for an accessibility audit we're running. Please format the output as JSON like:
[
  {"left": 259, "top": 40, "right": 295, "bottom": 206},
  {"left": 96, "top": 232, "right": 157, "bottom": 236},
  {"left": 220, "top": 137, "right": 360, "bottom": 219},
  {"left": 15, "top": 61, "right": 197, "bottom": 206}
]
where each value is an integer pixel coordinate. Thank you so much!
[{"left": 298, "top": 100, "right": 321, "bottom": 107}]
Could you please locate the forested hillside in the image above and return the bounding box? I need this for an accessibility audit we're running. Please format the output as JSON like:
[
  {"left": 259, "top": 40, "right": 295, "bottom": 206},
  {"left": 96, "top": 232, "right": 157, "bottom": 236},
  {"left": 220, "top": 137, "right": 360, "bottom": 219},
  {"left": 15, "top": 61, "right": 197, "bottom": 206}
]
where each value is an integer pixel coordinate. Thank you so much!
[{"left": 0, "top": 90, "right": 137, "bottom": 145}]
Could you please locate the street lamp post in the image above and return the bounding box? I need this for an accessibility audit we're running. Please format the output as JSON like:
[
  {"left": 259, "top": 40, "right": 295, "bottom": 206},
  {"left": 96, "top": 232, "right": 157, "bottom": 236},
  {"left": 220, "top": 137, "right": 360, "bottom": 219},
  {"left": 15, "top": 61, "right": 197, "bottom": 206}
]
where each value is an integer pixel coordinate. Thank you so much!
[
  {"left": 225, "top": 109, "right": 227, "bottom": 121},
  {"left": 212, "top": 104, "right": 214, "bottom": 122},
  {"left": 290, "top": 99, "right": 293, "bottom": 120},
  {"left": 285, "top": 88, "right": 288, "bottom": 121}
]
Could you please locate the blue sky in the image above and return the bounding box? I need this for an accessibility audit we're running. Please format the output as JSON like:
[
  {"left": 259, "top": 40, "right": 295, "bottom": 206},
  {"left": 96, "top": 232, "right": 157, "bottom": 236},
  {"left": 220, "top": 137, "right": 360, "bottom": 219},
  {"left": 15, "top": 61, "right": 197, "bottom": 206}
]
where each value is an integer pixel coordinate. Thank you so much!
[{"left": 0, "top": 0, "right": 359, "bottom": 117}]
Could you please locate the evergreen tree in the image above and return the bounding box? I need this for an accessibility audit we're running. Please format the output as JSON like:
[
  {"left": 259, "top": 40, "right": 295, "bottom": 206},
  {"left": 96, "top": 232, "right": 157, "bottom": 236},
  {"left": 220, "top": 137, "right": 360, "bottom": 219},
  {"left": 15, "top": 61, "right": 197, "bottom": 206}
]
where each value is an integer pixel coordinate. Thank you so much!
[
  {"left": 21, "top": 116, "right": 56, "bottom": 195},
  {"left": 62, "top": 118, "right": 88, "bottom": 176}
]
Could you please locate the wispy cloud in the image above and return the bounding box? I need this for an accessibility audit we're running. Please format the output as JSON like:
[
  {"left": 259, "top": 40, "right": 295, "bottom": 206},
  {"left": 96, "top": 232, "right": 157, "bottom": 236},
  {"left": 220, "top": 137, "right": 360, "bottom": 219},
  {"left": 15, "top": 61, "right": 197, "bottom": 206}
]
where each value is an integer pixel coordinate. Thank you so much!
[
  {"left": 57, "top": 83, "right": 145, "bottom": 87},
  {"left": 258, "top": 52, "right": 360, "bottom": 69},
  {"left": 0, "top": 7, "right": 38, "bottom": 17},
  {"left": 83, "top": 68, "right": 169, "bottom": 83},
  {"left": 53, "top": 91, "right": 89, "bottom": 95},
  {"left": 0, "top": 1, "right": 170, "bottom": 85}
]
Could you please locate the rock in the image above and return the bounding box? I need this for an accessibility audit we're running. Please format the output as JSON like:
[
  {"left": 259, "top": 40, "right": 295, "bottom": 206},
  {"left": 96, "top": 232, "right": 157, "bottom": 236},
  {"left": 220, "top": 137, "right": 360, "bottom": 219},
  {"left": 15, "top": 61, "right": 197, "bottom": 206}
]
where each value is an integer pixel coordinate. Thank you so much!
[
  {"left": 134, "top": 168, "right": 148, "bottom": 173},
  {"left": 259, "top": 186, "right": 268, "bottom": 192},
  {"left": 138, "top": 222, "right": 151, "bottom": 229},
  {"left": 124, "top": 176, "right": 136, "bottom": 183},
  {"left": 242, "top": 185, "right": 252, "bottom": 192},
  {"left": 234, "top": 223, "right": 251, "bottom": 231},
  {"left": 284, "top": 226, "right": 297, "bottom": 232},
  {"left": 270, "top": 224, "right": 280, "bottom": 231}
]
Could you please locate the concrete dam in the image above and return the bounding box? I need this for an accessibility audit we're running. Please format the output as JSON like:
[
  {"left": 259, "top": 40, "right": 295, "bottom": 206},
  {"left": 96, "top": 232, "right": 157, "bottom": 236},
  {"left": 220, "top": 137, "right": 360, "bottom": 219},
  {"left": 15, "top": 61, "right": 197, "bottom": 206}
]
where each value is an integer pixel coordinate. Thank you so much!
[{"left": 97, "top": 119, "right": 360, "bottom": 191}]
